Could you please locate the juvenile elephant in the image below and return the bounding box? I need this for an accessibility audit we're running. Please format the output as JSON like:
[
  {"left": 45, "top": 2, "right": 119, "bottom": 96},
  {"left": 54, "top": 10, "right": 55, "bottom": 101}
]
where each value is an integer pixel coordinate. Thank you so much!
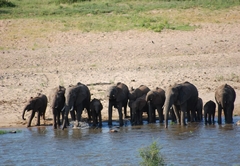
[
  {"left": 131, "top": 94, "right": 148, "bottom": 125},
  {"left": 215, "top": 84, "right": 236, "bottom": 124},
  {"left": 22, "top": 93, "right": 48, "bottom": 127},
  {"left": 204, "top": 100, "right": 216, "bottom": 125},
  {"left": 90, "top": 98, "right": 103, "bottom": 127},
  {"left": 128, "top": 85, "right": 150, "bottom": 121},
  {"left": 195, "top": 97, "right": 203, "bottom": 122},
  {"left": 107, "top": 82, "right": 129, "bottom": 126},
  {"left": 62, "top": 82, "right": 91, "bottom": 130},
  {"left": 49, "top": 86, "right": 67, "bottom": 129},
  {"left": 164, "top": 81, "right": 199, "bottom": 128},
  {"left": 145, "top": 87, "right": 165, "bottom": 123}
]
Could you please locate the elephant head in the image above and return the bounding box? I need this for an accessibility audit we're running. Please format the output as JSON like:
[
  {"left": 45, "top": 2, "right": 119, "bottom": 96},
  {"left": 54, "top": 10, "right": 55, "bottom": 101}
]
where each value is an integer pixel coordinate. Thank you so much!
[
  {"left": 50, "top": 86, "right": 66, "bottom": 110},
  {"left": 22, "top": 97, "right": 35, "bottom": 120},
  {"left": 131, "top": 94, "right": 147, "bottom": 125},
  {"left": 164, "top": 82, "right": 198, "bottom": 128}
]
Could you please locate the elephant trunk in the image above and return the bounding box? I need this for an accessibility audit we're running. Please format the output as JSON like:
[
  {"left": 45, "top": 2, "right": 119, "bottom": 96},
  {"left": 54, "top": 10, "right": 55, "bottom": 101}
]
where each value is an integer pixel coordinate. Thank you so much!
[
  {"left": 22, "top": 108, "right": 27, "bottom": 120},
  {"left": 148, "top": 101, "right": 153, "bottom": 123},
  {"left": 61, "top": 105, "right": 70, "bottom": 130},
  {"left": 164, "top": 96, "right": 172, "bottom": 128}
]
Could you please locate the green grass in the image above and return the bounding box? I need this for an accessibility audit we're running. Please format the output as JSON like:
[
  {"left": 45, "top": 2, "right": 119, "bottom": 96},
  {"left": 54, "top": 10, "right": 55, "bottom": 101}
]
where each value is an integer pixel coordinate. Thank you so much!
[
  {"left": 0, "top": 0, "right": 240, "bottom": 32},
  {"left": 0, "top": 129, "right": 22, "bottom": 134}
]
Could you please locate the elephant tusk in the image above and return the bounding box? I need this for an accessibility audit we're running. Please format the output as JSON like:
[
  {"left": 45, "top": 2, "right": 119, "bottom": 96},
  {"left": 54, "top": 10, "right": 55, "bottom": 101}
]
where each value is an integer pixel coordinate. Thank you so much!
[
  {"left": 61, "top": 106, "right": 65, "bottom": 112},
  {"left": 70, "top": 106, "right": 73, "bottom": 112}
]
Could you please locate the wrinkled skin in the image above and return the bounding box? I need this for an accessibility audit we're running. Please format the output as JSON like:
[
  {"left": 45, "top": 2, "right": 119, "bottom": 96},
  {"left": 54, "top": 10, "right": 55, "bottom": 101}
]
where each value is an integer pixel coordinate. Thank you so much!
[
  {"left": 49, "top": 86, "right": 67, "bottom": 129},
  {"left": 90, "top": 98, "right": 103, "bottom": 127},
  {"left": 62, "top": 82, "right": 91, "bottom": 130},
  {"left": 107, "top": 82, "right": 129, "bottom": 126},
  {"left": 204, "top": 100, "right": 216, "bottom": 125},
  {"left": 215, "top": 84, "right": 236, "bottom": 124},
  {"left": 22, "top": 94, "right": 48, "bottom": 127},
  {"left": 128, "top": 85, "right": 150, "bottom": 121},
  {"left": 131, "top": 94, "right": 148, "bottom": 125},
  {"left": 164, "top": 81, "right": 199, "bottom": 128},
  {"left": 146, "top": 87, "right": 165, "bottom": 123},
  {"left": 195, "top": 97, "right": 203, "bottom": 122}
]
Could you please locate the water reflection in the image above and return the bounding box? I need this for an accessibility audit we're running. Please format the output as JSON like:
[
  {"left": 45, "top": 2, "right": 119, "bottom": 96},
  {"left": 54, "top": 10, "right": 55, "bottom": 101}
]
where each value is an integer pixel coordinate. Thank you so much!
[{"left": 0, "top": 117, "right": 240, "bottom": 166}]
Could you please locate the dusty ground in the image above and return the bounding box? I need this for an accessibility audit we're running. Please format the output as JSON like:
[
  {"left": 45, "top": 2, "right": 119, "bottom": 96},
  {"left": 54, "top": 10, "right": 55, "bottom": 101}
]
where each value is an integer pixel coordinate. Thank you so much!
[{"left": 0, "top": 17, "right": 240, "bottom": 128}]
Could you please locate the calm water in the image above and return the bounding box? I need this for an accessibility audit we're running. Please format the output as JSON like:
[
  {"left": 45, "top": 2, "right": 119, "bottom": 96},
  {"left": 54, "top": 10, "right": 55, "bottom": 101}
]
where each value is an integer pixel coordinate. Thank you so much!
[{"left": 1, "top": 117, "right": 240, "bottom": 166}]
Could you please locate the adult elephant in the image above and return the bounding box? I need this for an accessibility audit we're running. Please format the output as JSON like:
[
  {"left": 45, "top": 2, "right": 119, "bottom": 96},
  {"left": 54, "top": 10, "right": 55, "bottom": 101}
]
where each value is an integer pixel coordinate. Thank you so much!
[
  {"left": 131, "top": 94, "right": 148, "bottom": 125},
  {"left": 164, "top": 81, "right": 198, "bottom": 128},
  {"left": 61, "top": 82, "right": 91, "bottom": 130},
  {"left": 204, "top": 100, "right": 216, "bottom": 125},
  {"left": 145, "top": 87, "right": 165, "bottom": 123},
  {"left": 215, "top": 84, "right": 236, "bottom": 124},
  {"left": 49, "top": 86, "right": 67, "bottom": 129},
  {"left": 90, "top": 98, "right": 103, "bottom": 127},
  {"left": 22, "top": 93, "right": 48, "bottom": 127},
  {"left": 128, "top": 85, "right": 150, "bottom": 121},
  {"left": 107, "top": 82, "right": 129, "bottom": 126}
]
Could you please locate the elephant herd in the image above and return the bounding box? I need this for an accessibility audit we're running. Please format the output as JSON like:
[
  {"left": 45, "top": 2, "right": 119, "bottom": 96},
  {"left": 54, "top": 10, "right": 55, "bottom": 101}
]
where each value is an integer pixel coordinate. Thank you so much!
[{"left": 22, "top": 81, "right": 236, "bottom": 129}]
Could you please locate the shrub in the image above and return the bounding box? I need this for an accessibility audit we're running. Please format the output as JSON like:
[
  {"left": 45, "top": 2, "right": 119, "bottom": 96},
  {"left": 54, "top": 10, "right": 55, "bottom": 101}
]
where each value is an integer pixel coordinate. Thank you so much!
[
  {"left": 139, "top": 141, "right": 165, "bottom": 166},
  {"left": 0, "top": 0, "right": 15, "bottom": 7}
]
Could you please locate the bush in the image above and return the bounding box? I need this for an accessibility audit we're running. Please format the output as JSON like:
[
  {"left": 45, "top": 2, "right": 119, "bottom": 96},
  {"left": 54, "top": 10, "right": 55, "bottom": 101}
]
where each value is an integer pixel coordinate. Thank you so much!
[
  {"left": 55, "top": 0, "right": 90, "bottom": 4},
  {"left": 0, "top": 0, "right": 15, "bottom": 7},
  {"left": 139, "top": 141, "right": 165, "bottom": 166}
]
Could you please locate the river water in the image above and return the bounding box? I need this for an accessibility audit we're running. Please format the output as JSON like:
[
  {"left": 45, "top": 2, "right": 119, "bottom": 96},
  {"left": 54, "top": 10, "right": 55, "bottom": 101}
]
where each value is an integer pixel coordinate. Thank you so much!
[{"left": 1, "top": 117, "right": 240, "bottom": 166}]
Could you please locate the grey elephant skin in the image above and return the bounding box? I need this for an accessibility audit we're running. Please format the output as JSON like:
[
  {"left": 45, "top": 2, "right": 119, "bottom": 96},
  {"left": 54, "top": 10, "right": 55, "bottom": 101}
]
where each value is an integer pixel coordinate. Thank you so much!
[
  {"left": 204, "top": 100, "right": 216, "bottom": 125},
  {"left": 22, "top": 93, "right": 48, "bottom": 127},
  {"left": 62, "top": 82, "right": 91, "bottom": 130},
  {"left": 128, "top": 85, "right": 150, "bottom": 121},
  {"left": 164, "top": 81, "right": 199, "bottom": 128},
  {"left": 49, "top": 86, "right": 66, "bottom": 129},
  {"left": 215, "top": 84, "right": 236, "bottom": 124},
  {"left": 90, "top": 98, "right": 103, "bottom": 126},
  {"left": 107, "top": 82, "right": 129, "bottom": 126},
  {"left": 131, "top": 94, "right": 148, "bottom": 125},
  {"left": 195, "top": 97, "right": 203, "bottom": 122},
  {"left": 146, "top": 87, "right": 165, "bottom": 123}
]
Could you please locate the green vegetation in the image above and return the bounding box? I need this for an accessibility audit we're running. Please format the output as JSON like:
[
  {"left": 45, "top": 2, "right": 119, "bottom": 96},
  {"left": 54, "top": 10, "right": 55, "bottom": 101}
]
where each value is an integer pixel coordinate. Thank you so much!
[
  {"left": 139, "top": 141, "right": 165, "bottom": 166},
  {"left": 0, "top": 129, "right": 22, "bottom": 134},
  {"left": 0, "top": 0, "right": 240, "bottom": 32}
]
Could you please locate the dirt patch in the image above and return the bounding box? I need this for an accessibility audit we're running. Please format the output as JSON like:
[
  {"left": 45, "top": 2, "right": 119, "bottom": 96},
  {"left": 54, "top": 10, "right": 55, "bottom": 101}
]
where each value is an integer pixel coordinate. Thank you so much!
[{"left": 0, "top": 19, "right": 240, "bottom": 128}]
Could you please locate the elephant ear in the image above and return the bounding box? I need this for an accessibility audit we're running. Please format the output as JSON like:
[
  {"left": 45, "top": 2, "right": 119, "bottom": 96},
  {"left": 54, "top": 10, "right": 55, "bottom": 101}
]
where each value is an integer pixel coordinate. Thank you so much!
[{"left": 177, "top": 85, "right": 193, "bottom": 105}]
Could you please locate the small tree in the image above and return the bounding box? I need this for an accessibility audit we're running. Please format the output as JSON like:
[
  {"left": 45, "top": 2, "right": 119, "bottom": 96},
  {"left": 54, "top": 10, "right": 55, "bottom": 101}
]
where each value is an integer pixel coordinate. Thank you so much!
[{"left": 139, "top": 141, "right": 165, "bottom": 166}]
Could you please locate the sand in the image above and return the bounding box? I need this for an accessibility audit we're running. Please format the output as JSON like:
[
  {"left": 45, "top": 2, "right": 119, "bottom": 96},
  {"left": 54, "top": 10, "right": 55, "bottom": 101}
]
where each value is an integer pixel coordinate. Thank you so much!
[{"left": 0, "top": 19, "right": 240, "bottom": 128}]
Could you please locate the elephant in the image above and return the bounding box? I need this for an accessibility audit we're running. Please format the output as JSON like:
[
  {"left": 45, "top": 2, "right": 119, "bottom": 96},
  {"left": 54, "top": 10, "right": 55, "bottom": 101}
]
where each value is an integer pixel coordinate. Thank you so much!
[
  {"left": 90, "top": 98, "right": 103, "bottom": 127},
  {"left": 131, "top": 94, "right": 148, "bottom": 125},
  {"left": 49, "top": 86, "right": 67, "bottom": 129},
  {"left": 22, "top": 93, "right": 48, "bottom": 127},
  {"left": 107, "top": 82, "right": 129, "bottom": 126},
  {"left": 128, "top": 85, "right": 150, "bottom": 121},
  {"left": 164, "top": 81, "right": 199, "bottom": 128},
  {"left": 195, "top": 97, "right": 203, "bottom": 122},
  {"left": 145, "top": 87, "right": 165, "bottom": 123},
  {"left": 204, "top": 100, "right": 216, "bottom": 125},
  {"left": 61, "top": 82, "right": 91, "bottom": 130},
  {"left": 215, "top": 84, "right": 236, "bottom": 124}
]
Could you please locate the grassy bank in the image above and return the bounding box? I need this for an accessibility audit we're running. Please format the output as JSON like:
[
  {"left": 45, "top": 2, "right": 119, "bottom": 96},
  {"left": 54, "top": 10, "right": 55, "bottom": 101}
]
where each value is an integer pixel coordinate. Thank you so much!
[{"left": 0, "top": 0, "right": 240, "bottom": 32}]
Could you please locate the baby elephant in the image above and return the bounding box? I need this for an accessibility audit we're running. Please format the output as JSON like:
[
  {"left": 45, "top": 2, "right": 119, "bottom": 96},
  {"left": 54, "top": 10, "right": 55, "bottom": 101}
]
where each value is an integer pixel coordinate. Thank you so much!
[
  {"left": 22, "top": 93, "right": 48, "bottom": 127},
  {"left": 204, "top": 100, "right": 216, "bottom": 125},
  {"left": 90, "top": 98, "right": 103, "bottom": 126}
]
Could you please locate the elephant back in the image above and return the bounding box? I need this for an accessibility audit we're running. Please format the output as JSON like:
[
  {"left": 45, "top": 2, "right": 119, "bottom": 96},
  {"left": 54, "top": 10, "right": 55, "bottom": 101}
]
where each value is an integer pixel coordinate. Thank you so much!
[{"left": 129, "top": 85, "right": 150, "bottom": 100}]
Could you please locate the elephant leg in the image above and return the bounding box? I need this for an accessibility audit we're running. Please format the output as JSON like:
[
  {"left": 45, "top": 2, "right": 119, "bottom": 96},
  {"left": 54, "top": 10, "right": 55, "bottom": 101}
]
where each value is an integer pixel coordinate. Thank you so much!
[
  {"left": 27, "top": 111, "right": 35, "bottom": 127},
  {"left": 108, "top": 102, "right": 113, "bottom": 125},
  {"left": 217, "top": 105, "right": 222, "bottom": 124},
  {"left": 204, "top": 112, "right": 207, "bottom": 125},
  {"left": 76, "top": 105, "right": 83, "bottom": 124},
  {"left": 57, "top": 111, "right": 61, "bottom": 128},
  {"left": 99, "top": 112, "right": 102, "bottom": 126},
  {"left": 180, "top": 104, "right": 187, "bottom": 126},
  {"left": 70, "top": 110, "right": 76, "bottom": 121},
  {"left": 157, "top": 107, "right": 164, "bottom": 123},
  {"left": 36, "top": 111, "right": 41, "bottom": 126},
  {"left": 92, "top": 112, "right": 97, "bottom": 126},
  {"left": 86, "top": 107, "right": 92, "bottom": 122},
  {"left": 123, "top": 105, "right": 127, "bottom": 119},
  {"left": 118, "top": 104, "right": 123, "bottom": 126},
  {"left": 139, "top": 110, "right": 143, "bottom": 125},
  {"left": 208, "top": 113, "right": 212, "bottom": 124},
  {"left": 173, "top": 105, "right": 180, "bottom": 125},
  {"left": 53, "top": 111, "right": 57, "bottom": 129}
]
